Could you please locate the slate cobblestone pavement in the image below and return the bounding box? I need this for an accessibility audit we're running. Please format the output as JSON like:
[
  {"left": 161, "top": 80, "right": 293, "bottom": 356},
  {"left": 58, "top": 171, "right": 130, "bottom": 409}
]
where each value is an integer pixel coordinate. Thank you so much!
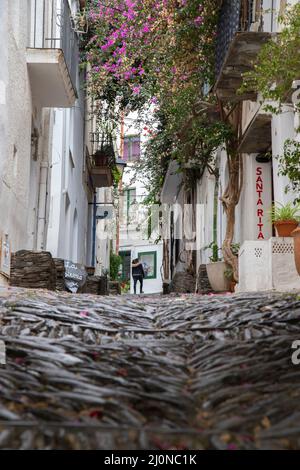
[{"left": 0, "top": 287, "right": 300, "bottom": 449}]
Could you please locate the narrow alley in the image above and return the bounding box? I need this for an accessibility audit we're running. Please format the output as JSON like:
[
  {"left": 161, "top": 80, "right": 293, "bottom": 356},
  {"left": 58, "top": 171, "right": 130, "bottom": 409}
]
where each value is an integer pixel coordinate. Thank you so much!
[{"left": 0, "top": 288, "right": 300, "bottom": 450}]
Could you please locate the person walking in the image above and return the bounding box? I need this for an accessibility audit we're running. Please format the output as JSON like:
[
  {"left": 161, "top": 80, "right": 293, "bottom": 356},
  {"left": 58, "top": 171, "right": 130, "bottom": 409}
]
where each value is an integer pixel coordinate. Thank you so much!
[{"left": 132, "top": 258, "right": 145, "bottom": 294}]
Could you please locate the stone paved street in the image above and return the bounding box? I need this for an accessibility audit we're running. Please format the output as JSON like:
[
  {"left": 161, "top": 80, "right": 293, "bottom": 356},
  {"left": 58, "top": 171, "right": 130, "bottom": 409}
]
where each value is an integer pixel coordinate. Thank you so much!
[{"left": 0, "top": 287, "right": 300, "bottom": 449}]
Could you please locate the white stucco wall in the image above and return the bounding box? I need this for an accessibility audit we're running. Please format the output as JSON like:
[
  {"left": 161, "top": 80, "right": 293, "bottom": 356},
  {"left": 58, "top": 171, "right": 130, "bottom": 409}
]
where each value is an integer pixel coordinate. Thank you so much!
[
  {"left": 0, "top": 1, "right": 91, "bottom": 286},
  {"left": 95, "top": 187, "right": 113, "bottom": 274},
  {"left": 46, "top": 70, "right": 90, "bottom": 265},
  {"left": 238, "top": 238, "right": 300, "bottom": 292},
  {"left": 271, "top": 105, "right": 298, "bottom": 205},
  {"left": 195, "top": 148, "right": 273, "bottom": 272},
  {"left": 235, "top": 154, "right": 272, "bottom": 242},
  {"left": 0, "top": 1, "right": 46, "bottom": 285},
  {"left": 129, "top": 242, "right": 163, "bottom": 294},
  {"left": 196, "top": 168, "right": 216, "bottom": 266},
  {"left": 119, "top": 162, "right": 163, "bottom": 293},
  {"left": 116, "top": 112, "right": 163, "bottom": 293}
]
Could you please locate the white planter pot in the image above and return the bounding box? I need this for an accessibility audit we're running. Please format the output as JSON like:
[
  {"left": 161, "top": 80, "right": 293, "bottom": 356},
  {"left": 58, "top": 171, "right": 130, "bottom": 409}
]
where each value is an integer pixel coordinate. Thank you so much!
[{"left": 206, "top": 261, "right": 230, "bottom": 292}]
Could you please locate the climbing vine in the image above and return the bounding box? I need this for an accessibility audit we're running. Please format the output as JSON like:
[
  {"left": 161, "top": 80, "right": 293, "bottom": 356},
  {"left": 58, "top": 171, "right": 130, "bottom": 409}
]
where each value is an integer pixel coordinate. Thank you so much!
[
  {"left": 241, "top": 2, "right": 300, "bottom": 209},
  {"left": 80, "top": 0, "right": 228, "bottom": 194},
  {"left": 241, "top": 2, "right": 300, "bottom": 112},
  {"left": 81, "top": 0, "right": 245, "bottom": 279}
]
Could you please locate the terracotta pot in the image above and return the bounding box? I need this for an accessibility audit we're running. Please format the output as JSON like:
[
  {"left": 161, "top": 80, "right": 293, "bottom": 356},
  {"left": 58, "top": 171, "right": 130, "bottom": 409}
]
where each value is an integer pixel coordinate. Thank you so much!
[
  {"left": 292, "top": 227, "right": 300, "bottom": 276},
  {"left": 274, "top": 220, "right": 299, "bottom": 237}
]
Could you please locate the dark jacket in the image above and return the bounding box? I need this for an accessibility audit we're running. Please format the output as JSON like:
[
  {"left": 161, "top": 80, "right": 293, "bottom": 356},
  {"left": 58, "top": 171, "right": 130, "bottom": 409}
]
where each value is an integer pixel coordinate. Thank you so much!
[{"left": 132, "top": 263, "right": 145, "bottom": 278}]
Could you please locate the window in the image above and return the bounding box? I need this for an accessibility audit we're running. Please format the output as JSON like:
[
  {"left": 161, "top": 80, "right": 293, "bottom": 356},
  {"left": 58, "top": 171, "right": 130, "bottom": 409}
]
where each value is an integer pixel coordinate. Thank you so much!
[
  {"left": 123, "top": 135, "right": 141, "bottom": 161},
  {"left": 121, "top": 188, "right": 137, "bottom": 225},
  {"left": 137, "top": 251, "right": 157, "bottom": 279}
]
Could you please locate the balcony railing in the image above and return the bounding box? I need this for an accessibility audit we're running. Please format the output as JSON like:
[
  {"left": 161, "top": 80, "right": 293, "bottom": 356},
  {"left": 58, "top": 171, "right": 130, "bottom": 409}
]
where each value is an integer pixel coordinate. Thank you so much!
[
  {"left": 89, "top": 133, "right": 116, "bottom": 165},
  {"left": 216, "top": 0, "right": 263, "bottom": 77},
  {"left": 214, "top": 0, "right": 274, "bottom": 102},
  {"left": 88, "top": 133, "right": 116, "bottom": 187},
  {"left": 28, "top": 0, "right": 78, "bottom": 90}
]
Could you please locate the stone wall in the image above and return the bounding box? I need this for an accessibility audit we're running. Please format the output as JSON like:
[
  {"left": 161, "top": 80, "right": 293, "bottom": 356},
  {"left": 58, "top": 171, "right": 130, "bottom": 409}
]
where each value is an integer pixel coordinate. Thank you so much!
[
  {"left": 10, "top": 251, "right": 109, "bottom": 295},
  {"left": 53, "top": 258, "right": 65, "bottom": 291},
  {"left": 10, "top": 250, "right": 56, "bottom": 290},
  {"left": 83, "top": 276, "right": 108, "bottom": 295}
]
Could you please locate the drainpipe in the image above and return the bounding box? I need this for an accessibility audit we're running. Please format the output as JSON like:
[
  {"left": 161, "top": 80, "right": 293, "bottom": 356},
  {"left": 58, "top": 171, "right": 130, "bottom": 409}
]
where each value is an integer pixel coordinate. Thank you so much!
[
  {"left": 36, "top": 110, "right": 52, "bottom": 251},
  {"left": 91, "top": 191, "right": 97, "bottom": 266},
  {"left": 36, "top": 162, "right": 49, "bottom": 250},
  {"left": 116, "top": 111, "right": 125, "bottom": 254},
  {"left": 271, "top": 0, "right": 274, "bottom": 32}
]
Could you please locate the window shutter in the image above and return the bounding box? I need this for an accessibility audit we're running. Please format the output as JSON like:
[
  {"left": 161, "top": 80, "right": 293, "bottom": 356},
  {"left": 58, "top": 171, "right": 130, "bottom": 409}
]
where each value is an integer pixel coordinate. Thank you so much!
[
  {"left": 132, "top": 140, "right": 141, "bottom": 159},
  {"left": 123, "top": 141, "right": 129, "bottom": 161}
]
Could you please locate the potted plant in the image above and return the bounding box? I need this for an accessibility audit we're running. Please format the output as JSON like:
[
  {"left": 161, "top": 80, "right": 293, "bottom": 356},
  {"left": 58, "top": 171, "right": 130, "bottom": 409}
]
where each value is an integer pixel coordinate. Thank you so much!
[
  {"left": 292, "top": 227, "right": 300, "bottom": 276},
  {"left": 205, "top": 242, "right": 231, "bottom": 292},
  {"left": 269, "top": 202, "right": 300, "bottom": 237},
  {"left": 120, "top": 279, "right": 130, "bottom": 294},
  {"left": 109, "top": 252, "right": 122, "bottom": 295}
]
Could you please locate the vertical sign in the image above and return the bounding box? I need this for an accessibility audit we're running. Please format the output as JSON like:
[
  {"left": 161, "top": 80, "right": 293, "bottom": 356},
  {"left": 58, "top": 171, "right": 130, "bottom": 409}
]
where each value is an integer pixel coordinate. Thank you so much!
[{"left": 256, "top": 167, "right": 265, "bottom": 240}]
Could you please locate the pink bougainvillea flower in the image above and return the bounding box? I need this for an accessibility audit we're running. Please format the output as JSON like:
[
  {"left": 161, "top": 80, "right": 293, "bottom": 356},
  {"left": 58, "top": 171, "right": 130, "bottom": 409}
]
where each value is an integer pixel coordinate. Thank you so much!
[
  {"left": 80, "top": 311, "right": 89, "bottom": 317},
  {"left": 132, "top": 85, "right": 141, "bottom": 94}
]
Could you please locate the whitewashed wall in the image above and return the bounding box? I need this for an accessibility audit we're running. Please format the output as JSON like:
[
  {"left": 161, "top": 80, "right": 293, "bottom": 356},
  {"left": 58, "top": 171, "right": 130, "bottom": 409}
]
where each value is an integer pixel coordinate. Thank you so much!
[
  {"left": 196, "top": 149, "right": 273, "bottom": 273},
  {"left": 272, "top": 105, "right": 298, "bottom": 205},
  {"left": 0, "top": 1, "right": 91, "bottom": 282},
  {"left": 46, "top": 72, "right": 89, "bottom": 265},
  {"left": 95, "top": 187, "right": 113, "bottom": 274},
  {"left": 128, "top": 242, "right": 163, "bottom": 294},
  {"left": 117, "top": 112, "right": 163, "bottom": 293},
  {"left": 0, "top": 1, "right": 44, "bottom": 285}
]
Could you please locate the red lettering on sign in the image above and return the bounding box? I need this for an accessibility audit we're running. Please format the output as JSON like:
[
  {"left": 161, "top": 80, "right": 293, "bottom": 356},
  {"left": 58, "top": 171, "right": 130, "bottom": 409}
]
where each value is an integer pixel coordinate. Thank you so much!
[{"left": 256, "top": 167, "right": 265, "bottom": 240}]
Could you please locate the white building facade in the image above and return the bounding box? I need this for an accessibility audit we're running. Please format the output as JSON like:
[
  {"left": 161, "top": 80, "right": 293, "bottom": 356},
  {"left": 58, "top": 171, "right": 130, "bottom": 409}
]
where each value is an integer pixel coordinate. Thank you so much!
[
  {"left": 161, "top": 0, "right": 300, "bottom": 293},
  {"left": 119, "top": 114, "right": 163, "bottom": 294},
  {"left": 0, "top": 0, "right": 94, "bottom": 285}
]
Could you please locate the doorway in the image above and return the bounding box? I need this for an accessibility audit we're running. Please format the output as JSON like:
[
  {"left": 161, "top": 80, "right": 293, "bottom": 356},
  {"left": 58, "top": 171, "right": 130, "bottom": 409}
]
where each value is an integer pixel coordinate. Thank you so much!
[{"left": 119, "top": 250, "right": 131, "bottom": 281}]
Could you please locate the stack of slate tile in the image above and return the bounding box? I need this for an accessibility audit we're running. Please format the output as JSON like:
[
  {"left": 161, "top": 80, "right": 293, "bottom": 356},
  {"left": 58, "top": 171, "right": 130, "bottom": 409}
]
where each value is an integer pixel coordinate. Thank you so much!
[
  {"left": 83, "top": 275, "right": 108, "bottom": 295},
  {"left": 10, "top": 250, "right": 56, "bottom": 290},
  {"left": 53, "top": 258, "right": 65, "bottom": 291}
]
